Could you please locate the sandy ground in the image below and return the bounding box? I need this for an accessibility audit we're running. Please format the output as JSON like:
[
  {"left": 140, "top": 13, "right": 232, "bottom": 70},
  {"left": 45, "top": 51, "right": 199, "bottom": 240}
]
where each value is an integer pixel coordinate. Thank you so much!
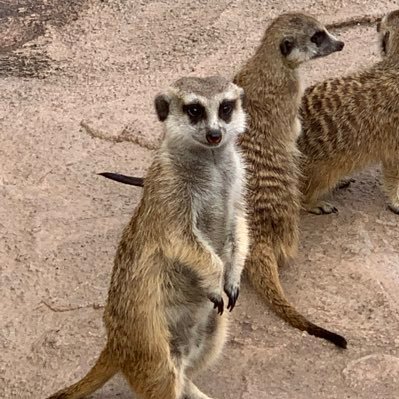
[{"left": 1, "top": 0, "right": 398, "bottom": 398}]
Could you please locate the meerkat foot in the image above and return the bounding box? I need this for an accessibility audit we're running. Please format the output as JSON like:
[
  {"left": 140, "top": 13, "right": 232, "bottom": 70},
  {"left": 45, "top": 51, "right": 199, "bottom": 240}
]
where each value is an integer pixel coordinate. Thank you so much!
[
  {"left": 224, "top": 282, "right": 240, "bottom": 312},
  {"left": 307, "top": 201, "right": 338, "bottom": 215},
  {"left": 336, "top": 178, "right": 355, "bottom": 190},
  {"left": 183, "top": 380, "right": 214, "bottom": 399}
]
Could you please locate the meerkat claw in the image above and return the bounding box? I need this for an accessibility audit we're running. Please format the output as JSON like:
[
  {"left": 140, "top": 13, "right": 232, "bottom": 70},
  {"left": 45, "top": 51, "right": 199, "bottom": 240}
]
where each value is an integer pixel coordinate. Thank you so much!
[
  {"left": 225, "top": 286, "right": 240, "bottom": 312},
  {"left": 209, "top": 295, "right": 224, "bottom": 315}
]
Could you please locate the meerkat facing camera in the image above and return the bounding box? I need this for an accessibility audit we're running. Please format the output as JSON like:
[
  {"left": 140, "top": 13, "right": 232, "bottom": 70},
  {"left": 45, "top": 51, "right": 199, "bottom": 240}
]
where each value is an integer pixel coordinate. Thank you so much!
[
  {"left": 298, "top": 9, "right": 399, "bottom": 215},
  {"left": 46, "top": 76, "right": 249, "bottom": 399}
]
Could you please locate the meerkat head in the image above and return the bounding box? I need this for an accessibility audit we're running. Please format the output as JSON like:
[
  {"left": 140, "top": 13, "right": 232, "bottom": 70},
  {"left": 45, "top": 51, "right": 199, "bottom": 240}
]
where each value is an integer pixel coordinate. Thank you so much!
[
  {"left": 377, "top": 10, "right": 399, "bottom": 57},
  {"left": 263, "top": 13, "right": 344, "bottom": 68},
  {"left": 154, "top": 76, "right": 246, "bottom": 149}
]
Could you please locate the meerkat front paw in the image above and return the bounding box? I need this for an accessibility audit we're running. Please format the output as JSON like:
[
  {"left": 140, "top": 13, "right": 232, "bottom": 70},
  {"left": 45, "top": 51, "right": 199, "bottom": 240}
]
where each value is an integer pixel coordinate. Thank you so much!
[
  {"left": 307, "top": 201, "right": 338, "bottom": 215},
  {"left": 224, "top": 282, "right": 240, "bottom": 312},
  {"left": 204, "top": 256, "right": 225, "bottom": 314},
  {"left": 208, "top": 294, "right": 224, "bottom": 315}
]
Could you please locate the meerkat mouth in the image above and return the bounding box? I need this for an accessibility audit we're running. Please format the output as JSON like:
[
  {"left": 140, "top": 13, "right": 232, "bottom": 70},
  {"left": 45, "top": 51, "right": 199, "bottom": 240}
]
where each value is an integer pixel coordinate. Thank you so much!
[{"left": 206, "top": 138, "right": 222, "bottom": 145}]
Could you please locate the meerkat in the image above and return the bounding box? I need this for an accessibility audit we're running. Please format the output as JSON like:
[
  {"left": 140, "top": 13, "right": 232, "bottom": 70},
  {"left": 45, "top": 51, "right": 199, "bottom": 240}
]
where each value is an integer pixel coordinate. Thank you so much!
[
  {"left": 298, "top": 9, "right": 399, "bottom": 215},
  {"left": 233, "top": 13, "right": 346, "bottom": 348},
  {"left": 46, "top": 76, "right": 249, "bottom": 399},
  {"left": 98, "top": 14, "right": 347, "bottom": 348}
]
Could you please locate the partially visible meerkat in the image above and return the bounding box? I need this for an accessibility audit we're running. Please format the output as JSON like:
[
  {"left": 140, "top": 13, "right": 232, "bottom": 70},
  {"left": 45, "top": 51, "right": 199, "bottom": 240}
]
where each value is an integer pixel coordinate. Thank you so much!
[
  {"left": 46, "top": 76, "right": 249, "bottom": 399},
  {"left": 99, "top": 14, "right": 347, "bottom": 348},
  {"left": 233, "top": 13, "right": 346, "bottom": 347},
  {"left": 298, "top": 9, "right": 399, "bottom": 215}
]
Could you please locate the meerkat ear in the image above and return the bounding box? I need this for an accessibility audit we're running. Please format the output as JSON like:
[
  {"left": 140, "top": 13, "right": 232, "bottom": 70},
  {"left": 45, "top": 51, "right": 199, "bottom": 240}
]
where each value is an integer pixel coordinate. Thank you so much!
[
  {"left": 280, "top": 37, "right": 295, "bottom": 56},
  {"left": 382, "top": 31, "right": 390, "bottom": 53},
  {"left": 154, "top": 94, "right": 170, "bottom": 122}
]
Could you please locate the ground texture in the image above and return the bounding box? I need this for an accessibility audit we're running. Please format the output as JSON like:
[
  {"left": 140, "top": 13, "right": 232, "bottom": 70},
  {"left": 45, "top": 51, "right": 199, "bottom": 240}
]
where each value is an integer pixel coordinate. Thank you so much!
[{"left": 1, "top": 1, "right": 398, "bottom": 398}]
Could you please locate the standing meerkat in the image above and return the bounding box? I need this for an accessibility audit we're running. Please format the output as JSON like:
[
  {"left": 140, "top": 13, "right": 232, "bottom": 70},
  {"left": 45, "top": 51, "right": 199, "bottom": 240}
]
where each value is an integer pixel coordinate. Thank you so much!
[
  {"left": 233, "top": 13, "right": 346, "bottom": 347},
  {"left": 98, "top": 13, "right": 347, "bottom": 348},
  {"left": 298, "top": 9, "right": 399, "bottom": 215},
  {"left": 46, "top": 75, "right": 249, "bottom": 399}
]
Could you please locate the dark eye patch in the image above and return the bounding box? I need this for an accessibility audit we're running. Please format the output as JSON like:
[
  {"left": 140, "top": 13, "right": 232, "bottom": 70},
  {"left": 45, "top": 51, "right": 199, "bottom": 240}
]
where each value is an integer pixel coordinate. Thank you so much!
[
  {"left": 311, "top": 30, "right": 327, "bottom": 46},
  {"left": 218, "top": 100, "right": 236, "bottom": 123},
  {"left": 183, "top": 102, "right": 206, "bottom": 124}
]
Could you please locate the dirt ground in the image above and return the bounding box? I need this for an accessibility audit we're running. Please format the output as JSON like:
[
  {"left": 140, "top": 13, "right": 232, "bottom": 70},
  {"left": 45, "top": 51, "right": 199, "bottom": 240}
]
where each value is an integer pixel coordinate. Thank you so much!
[{"left": 1, "top": 0, "right": 398, "bottom": 398}]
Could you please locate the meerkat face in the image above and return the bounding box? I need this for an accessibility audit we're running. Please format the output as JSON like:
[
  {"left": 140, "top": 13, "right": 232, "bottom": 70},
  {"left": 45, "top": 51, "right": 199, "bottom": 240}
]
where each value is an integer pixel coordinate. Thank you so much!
[
  {"left": 154, "top": 76, "right": 247, "bottom": 149},
  {"left": 377, "top": 10, "right": 399, "bottom": 56},
  {"left": 274, "top": 14, "right": 344, "bottom": 67}
]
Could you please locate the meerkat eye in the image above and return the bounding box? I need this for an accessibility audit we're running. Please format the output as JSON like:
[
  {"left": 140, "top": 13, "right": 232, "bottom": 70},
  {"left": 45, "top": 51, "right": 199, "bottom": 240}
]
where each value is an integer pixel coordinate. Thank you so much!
[
  {"left": 219, "top": 100, "right": 235, "bottom": 122},
  {"left": 183, "top": 103, "right": 204, "bottom": 120},
  {"left": 219, "top": 100, "right": 236, "bottom": 121},
  {"left": 311, "top": 30, "right": 327, "bottom": 46},
  {"left": 376, "top": 21, "right": 381, "bottom": 33}
]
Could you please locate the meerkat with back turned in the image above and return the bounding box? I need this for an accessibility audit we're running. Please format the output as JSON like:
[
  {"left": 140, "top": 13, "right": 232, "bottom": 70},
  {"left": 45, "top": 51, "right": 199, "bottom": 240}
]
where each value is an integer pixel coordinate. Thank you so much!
[
  {"left": 98, "top": 13, "right": 347, "bottom": 348},
  {"left": 298, "top": 10, "right": 399, "bottom": 215},
  {"left": 46, "top": 76, "right": 249, "bottom": 399}
]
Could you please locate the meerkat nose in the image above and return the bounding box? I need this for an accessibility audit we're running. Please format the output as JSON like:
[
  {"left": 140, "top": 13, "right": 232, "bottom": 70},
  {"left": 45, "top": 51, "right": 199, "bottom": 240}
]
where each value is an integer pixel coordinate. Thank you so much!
[
  {"left": 206, "top": 129, "right": 222, "bottom": 144},
  {"left": 336, "top": 41, "right": 345, "bottom": 51}
]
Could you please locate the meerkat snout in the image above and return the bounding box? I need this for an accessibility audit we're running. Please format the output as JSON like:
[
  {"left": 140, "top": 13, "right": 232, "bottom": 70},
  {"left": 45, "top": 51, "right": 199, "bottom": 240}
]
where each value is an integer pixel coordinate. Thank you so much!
[
  {"left": 313, "top": 30, "right": 344, "bottom": 55},
  {"left": 206, "top": 128, "right": 222, "bottom": 144},
  {"left": 336, "top": 38, "right": 345, "bottom": 50}
]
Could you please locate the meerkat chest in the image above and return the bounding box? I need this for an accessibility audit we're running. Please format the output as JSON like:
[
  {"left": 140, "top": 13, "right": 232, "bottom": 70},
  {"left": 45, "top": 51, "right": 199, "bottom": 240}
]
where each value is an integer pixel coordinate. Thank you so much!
[{"left": 194, "top": 160, "right": 237, "bottom": 255}]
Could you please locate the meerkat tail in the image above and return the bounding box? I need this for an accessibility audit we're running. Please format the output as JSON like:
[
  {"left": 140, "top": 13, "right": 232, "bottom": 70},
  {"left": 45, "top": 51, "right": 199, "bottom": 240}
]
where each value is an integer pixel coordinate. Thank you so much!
[
  {"left": 98, "top": 172, "right": 145, "bottom": 187},
  {"left": 47, "top": 347, "right": 117, "bottom": 399},
  {"left": 247, "top": 242, "right": 347, "bottom": 349}
]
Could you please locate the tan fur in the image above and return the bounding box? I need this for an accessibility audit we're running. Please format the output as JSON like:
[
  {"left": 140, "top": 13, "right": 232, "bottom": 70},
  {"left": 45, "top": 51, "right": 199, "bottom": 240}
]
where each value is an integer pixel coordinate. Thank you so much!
[
  {"left": 234, "top": 13, "right": 347, "bottom": 347},
  {"left": 298, "top": 10, "right": 399, "bottom": 215},
  {"left": 46, "top": 76, "right": 249, "bottom": 399}
]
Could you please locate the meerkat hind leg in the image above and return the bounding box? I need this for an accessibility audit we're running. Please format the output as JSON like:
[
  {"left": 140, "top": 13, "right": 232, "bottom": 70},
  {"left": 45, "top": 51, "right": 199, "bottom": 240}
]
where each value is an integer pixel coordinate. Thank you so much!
[
  {"left": 382, "top": 159, "right": 399, "bottom": 214},
  {"left": 309, "top": 176, "right": 356, "bottom": 213},
  {"left": 303, "top": 168, "right": 339, "bottom": 215},
  {"left": 121, "top": 359, "right": 182, "bottom": 399},
  {"left": 182, "top": 313, "right": 227, "bottom": 399},
  {"left": 306, "top": 177, "right": 356, "bottom": 215},
  {"left": 186, "top": 312, "right": 227, "bottom": 377}
]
